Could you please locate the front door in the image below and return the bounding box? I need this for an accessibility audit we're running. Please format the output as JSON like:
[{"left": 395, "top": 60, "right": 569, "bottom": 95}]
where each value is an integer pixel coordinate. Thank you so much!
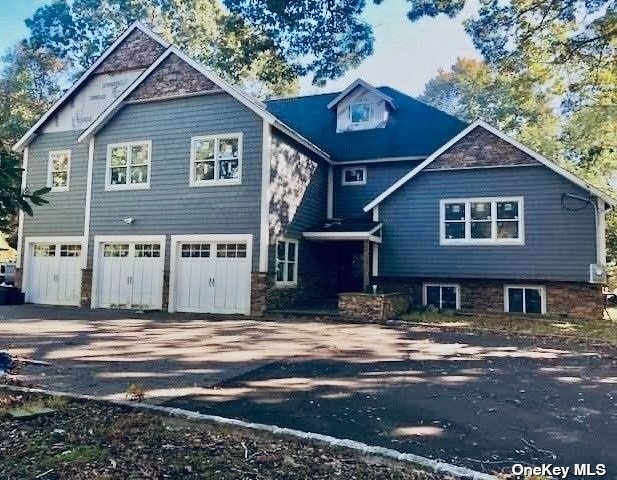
[{"left": 333, "top": 242, "right": 364, "bottom": 293}]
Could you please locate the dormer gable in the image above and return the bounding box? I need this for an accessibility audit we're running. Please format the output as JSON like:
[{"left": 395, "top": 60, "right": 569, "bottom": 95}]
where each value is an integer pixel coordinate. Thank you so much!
[{"left": 327, "top": 79, "right": 397, "bottom": 133}]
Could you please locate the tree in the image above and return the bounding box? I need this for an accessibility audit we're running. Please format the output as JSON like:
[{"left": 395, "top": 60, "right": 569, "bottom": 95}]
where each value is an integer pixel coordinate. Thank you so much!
[
  {"left": 419, "top": 58, "right": 562, "bottom": 159},
  {"left": 223, "top": 0, "right": 374, "bottom": 86},
  {"left": 0, "top": 43, "right": 60, "bottom": 246},
  {"left": 25, "top": 0, "right": 299, "bottom": 97}
]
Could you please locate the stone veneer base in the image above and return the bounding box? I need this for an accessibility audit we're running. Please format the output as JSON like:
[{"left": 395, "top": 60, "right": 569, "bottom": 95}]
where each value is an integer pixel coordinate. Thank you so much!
[{"left": 338, "top": 292, "right": 409, "bottom": 323}]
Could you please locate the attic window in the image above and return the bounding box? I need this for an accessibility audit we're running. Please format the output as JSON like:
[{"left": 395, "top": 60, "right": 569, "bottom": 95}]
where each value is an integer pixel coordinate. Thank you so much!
[{"left": 350, "top": 103, "right": 371, "bottom": 123}]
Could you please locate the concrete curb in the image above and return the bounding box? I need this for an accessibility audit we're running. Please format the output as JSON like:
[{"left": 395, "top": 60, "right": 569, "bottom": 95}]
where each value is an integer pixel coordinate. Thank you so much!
[{"left": 1, "top": 384, "right": 497, "bottom": 480}]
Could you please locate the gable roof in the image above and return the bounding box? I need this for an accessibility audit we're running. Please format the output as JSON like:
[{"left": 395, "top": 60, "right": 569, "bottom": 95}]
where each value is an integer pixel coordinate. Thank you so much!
[
  {"left": 265, "top": 87, "right": 467, "bottom": 163},
  {"left": 76, "top": 45, "right": 331, "bottom": 161},
  {"left": 363, "top": 120, "right": 617, "bottom": 211},
  {"left": 326, "top": 78, "right": 396, "bottom": 110},
  {"left": 12, "top": 22, "right": 169, "bottom": 152}
]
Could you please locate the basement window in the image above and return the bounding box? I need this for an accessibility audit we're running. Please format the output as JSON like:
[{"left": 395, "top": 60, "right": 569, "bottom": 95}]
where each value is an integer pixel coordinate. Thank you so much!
[
  {"left": 423, "top": 283, "right": 460, "bottom": 310},
  {"left": 504, "top": 285, "right": 546, "bottom": 314}
]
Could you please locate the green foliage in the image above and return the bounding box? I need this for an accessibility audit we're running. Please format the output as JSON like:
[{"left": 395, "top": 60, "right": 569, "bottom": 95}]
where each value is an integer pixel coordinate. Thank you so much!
[
  {"left": 223, "top": 0, "right": 374, "bottom": 86},
  {"left": 25, "top": 0, "right": 299, "bottom": 97}
]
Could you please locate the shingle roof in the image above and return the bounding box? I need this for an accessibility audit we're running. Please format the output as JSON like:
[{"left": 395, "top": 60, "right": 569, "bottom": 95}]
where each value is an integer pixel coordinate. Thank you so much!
[{"left": 266, "top": 86, "right": 467, "bottom": 163}]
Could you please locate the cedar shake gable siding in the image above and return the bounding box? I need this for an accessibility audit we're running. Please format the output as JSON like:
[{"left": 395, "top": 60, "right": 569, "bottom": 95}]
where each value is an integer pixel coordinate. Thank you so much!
[
  {"left": 425, "top": 126, "right": 542, "bottom": 171},
  {"left": 94, "top": 28, "right": 166, "bottom": 75},
  {"left": 128, "top": 54, "right": 219, "bottom": 101}
]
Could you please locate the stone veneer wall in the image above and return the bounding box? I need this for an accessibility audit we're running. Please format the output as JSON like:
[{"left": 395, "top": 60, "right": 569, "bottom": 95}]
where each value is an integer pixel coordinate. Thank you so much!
[
  {"left": 80, "top": 269, "right": 93, "bottom": 308},
  {"left": 338, "top": 293, "right": 409, "bottom": 323},
  {"left": 377, "top": 276, "right": 604, "bottom": 320}
]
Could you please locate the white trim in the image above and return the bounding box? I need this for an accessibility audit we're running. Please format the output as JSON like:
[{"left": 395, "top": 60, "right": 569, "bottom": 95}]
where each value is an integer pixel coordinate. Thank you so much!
[
  {"left": 16, "top": 147, "right": 28, "bottom": 269},
  {"left": 372, "top": 243, "right": 378, "bottom": 276},
  {"left": 327, "top": 78, "right": 396, "bottom": 110},
  {"left": 22, "top": 236, "right": 84, "bottom": 304},
  {"left": 259, "top": 122, "right": 271, "bottom": 272},
  {"left": 337, "top": 156, "right": 426, "bottom": 165},
  {"left": 302, "top": 229, "right": 383, "bottom": 243},
  {"left": 46, "top": 150, "right": 71, "bottom": 192},
  {"left": 91, "top": 234, "right": 166, "bottom": 309},
  {"left": 327, "top": 165, "right": 334, "bottom": 218},
  {"left": 125, "top": 89, "right": 226, "bottom": 104},
  {"left": 168, "top": 233, "right": 253, "bottom": 314},
  {"left": 363, "top": 120, "right": 617, "bottom": 212},
  {"left": 274, "top": 237, "right": 298, "bottom": 287},
  {"left": 372, "top": 205, "right": 379, "bottom": 222},
  {"left": 78, "top": 50, "right": 173, "bottom": 142},
  {"left": 341, "top": 166, "right": 367, "bottom": 186},
  {"left": 105, "top": 140, "right": 152, "bottom": 191},
  {"left": 188, "top": 133, "right": 243, "bottom": 187},
  {"left": 597, "top": 199, "right": 607, "bottom": 266},
  {"left": 82, "top": 138, "right": 95, "bottom": 268},
  {"left": 504, "top": 284, "right": 547, "bottom": 314},
  {"left": 12, "top": 22, "right": 168, "bottom": 152},
  {"left": 439, "top": 196, "right": 525, "bottom": 246},
  {"left": 423, "top": 283, "right": 461, "bottom": 310}
]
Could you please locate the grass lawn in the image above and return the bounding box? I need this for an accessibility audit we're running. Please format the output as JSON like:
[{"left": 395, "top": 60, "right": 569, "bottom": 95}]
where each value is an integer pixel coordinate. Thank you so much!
[
  {"left": 400, "top": 309, "right": 617, "bottom": 347},
  {"left": 0, "top": 390, "right": 447, "bottom": 480}
]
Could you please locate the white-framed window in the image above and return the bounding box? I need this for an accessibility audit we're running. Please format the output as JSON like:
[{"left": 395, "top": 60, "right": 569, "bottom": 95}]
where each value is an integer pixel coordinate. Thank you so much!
[
  {"left": 504, "top": 285, "right": 546, "bottom": 314},
  {"left": 190, "top": 133, "right": 242, "bottom": 186},
  {"left": 349, "top": 102, "right": 371, "bottom": 123},
  {"left": 440, "top": 197, "right": 524, "bottom": 246},
  {"left": 105, "top": 141, "right": 151, "bottom": 190},
  {"left": 342, "top": 166, "right": 367, "bottom": 186},
  {"left": 423, "top": 283, "right": 460, "bottom": 310},
  {"left": 275, "top": 238, "right": 298, "bottom": 286},
  {"left": 47, "top": 150, "right": 71, "bottom": 191}
]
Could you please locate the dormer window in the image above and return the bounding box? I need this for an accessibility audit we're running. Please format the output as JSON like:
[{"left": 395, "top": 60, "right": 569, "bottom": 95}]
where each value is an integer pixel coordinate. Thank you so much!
[{"left": 350, "top": 102, "right": 371, "bottom": 124}]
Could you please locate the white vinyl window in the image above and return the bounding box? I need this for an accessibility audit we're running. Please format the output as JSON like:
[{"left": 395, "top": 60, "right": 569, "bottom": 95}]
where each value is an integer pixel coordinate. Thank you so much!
[
  {"left": 190, "top": 133, "right": 242, "bottom": 186},
  {"left": 504, "top": 285, "right": 546, "bottom": 314},
  {"left": 106, "top": 141, "right": 151, "bottom": 190},
  {"left": 440, "top": 197, "right": 524, "bottom": 245},
  {"left": 47, "top": 150, "right": 71, "bottom": 191},
  {"left": 275, "top": 238, "right": 298, "bottom": 286},
  {"left": 423, "top": 283, "right": 460, "bottom": 310},
  {"left": 342, "top": 166, "right": 367, "bottom": 186},
  {"left": 350, "top": 102, "right": 371, "bottom": 123}
]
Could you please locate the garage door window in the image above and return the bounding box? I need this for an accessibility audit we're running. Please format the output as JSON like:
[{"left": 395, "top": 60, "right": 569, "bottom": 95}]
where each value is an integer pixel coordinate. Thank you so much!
[
  {"left": 60, "top": 245, "right": 81, "bottom": 257},
  {"left": 135, "top": 243, "right": 160, "bottom": 258},
  {"left": 217, "top": 243, "right": 247, "bottom": 258},
  {"left": 181, "top": 243, "right": 210, "bottom": 258},
  {"left": 34, "top": 244, "right": 56, "bottom": 257},
  {"left": 103, "top": 244, "right": 130, "bottom": 257}
]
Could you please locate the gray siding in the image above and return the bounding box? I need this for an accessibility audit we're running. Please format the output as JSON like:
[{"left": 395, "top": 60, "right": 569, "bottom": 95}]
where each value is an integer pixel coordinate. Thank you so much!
[
  {"left": 380, "top": 166, "right": 597, "bottom": 282},
  {"left": 333, "top": 161, "right": 418, "bottom": 218},
  {"left": 89, "top": 93, "right": 263, "bottom": 270},
  {"left": 23, "top": 130, "right": 87, "bottom": 238}
]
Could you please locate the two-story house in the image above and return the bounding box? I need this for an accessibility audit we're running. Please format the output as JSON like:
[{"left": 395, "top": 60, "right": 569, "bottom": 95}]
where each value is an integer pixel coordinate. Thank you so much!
[{"left": 13, "top": 23, "right": 614, "bottom": 319}]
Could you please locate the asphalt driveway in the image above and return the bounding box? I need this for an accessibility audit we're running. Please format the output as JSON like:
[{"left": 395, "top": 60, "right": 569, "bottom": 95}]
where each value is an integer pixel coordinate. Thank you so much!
[{"left": 1, "top": 305, "right": 616, "bottom": 476}]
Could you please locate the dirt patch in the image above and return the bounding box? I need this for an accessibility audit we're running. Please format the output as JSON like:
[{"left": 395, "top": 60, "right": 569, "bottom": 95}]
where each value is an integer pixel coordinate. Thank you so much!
[{"left": 0, "top": 390, "right": 449, "bottom": 480}]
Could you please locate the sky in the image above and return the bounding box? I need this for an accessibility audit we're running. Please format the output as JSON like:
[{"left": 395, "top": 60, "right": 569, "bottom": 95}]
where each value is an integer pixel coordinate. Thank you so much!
[{"left": 0, "top": 0, "right": 481, "bottom": 97}]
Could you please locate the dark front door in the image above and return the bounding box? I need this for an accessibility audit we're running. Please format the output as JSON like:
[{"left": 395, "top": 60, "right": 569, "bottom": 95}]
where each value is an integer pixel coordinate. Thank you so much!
[{"left": 334, "top": 242, "right": 364, "bottom": 293}]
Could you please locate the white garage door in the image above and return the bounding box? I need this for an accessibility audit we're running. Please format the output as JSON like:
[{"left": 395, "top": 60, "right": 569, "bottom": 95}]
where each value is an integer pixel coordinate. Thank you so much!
[
  {"left": 27, "top": 242, "right": 82, "bottom": 306},
  {"left": 174, "top": 241, "right": 250, "bottom": 314},
  {"left": 97, "top": 241, "right": 164, "bottom": 310}
]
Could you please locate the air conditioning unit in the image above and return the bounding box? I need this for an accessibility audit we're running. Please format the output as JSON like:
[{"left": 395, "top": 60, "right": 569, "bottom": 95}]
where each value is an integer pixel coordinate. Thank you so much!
[{"left": 589, "top": 264, "right": 607, "bottom": 284}]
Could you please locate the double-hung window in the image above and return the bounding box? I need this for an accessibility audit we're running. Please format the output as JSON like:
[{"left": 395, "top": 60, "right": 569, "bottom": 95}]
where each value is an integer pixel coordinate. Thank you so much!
[
  {"left": 190, "top": 134, "right": 242, "bottom": 186},
  {"left": 106, "top": 141, "right": 151, "bottom": 190},
  {"left": 48, "top": 150, "right": 71, "bottom": 191},
  {"left": 423, "top": 283, "right": 460, "bottom": 310},
  {"left": 440, "top": 197, "right": 524, "bottom": 245},
  {"left": 275, "top": 238, "right": 298, "bottom": 286},
  {"left": 504, "top": 285, "right": 546, "bottom": 314}
]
